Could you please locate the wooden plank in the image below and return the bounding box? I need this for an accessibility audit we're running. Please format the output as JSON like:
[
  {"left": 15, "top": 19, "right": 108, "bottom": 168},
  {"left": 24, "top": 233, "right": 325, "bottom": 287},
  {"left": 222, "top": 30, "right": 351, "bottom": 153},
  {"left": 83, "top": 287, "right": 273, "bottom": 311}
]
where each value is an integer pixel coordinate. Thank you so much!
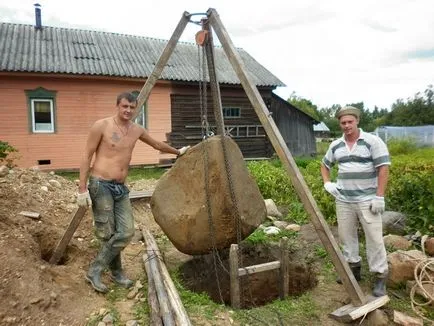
[
  {"left": 19, "top": 211, "right": 40, "bottom": 219},
  {"left": 143, "top": 252, "right": 163, "bottom": 326},
  {"left": 280, "top": 237, "right": 289, "bottom": 299},
  {"left": 238, "top": 261, "right": 281, "bottom": 277},
  {"left": 142, "top": 229, "right": 192, "bottom": 326},
  {"left": 203, "top": 22, "right": 225, "bottom": 136},
  {"left": 146, "top": 249, "right": 176, "bottom": 326},
  {"left": 329, "top": 295, "right": 390, "bottom": 323},
  {"left": 129, "top": 190, "right": 154, "bottom": 200},
  {"left": 229, "top": 244, "right": 241, "bottom": 309},
  {"left": 208, "top": 8, "right": 366, "bottom": 306},
  {"left": 49, "top": 206, "right": 86, "bottom": 265},
  {"left": 132, "top": 11, "right": 191, "bottom": 121}
]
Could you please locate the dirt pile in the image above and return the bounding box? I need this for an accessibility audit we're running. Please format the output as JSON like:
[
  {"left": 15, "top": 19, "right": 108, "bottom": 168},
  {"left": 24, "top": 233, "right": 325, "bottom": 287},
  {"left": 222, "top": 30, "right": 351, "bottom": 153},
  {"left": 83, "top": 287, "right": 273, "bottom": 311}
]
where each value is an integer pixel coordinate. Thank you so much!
[
  {"left": 0, "top": 167, "right": 104, "bottom": 325},
  {"left": 0, "top": 167, "right": 157, "bottom": 326}
]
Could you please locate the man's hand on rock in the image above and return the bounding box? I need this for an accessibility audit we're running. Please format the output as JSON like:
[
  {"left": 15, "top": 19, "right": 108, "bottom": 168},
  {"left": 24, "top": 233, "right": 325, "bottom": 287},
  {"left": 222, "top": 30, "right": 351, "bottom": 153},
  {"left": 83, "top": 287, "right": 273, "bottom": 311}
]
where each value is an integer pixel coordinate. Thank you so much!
[{"left": 178, "top": 146, "right": 190, "bottom": 156}]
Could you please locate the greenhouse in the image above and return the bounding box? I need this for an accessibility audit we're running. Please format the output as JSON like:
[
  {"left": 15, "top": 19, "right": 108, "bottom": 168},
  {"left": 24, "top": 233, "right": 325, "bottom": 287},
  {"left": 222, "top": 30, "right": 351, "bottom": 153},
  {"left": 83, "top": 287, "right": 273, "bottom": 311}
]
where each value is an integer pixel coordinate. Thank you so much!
[{"left": 374, "top": 125, "right": 434, "bottom": 147}]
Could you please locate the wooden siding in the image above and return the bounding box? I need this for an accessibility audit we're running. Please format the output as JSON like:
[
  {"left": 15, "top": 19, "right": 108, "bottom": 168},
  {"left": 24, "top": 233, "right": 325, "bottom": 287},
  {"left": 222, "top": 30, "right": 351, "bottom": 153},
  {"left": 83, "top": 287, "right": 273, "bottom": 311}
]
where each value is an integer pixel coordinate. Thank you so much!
[
  {"left": 0, "top": 75, "right": 175, "bottom": 170},
  {"left": 269, "top": 96, "right": 317, "bottom": 157},
  {"left": 169, "top": 85, "right": 273, "bottom": 158}
]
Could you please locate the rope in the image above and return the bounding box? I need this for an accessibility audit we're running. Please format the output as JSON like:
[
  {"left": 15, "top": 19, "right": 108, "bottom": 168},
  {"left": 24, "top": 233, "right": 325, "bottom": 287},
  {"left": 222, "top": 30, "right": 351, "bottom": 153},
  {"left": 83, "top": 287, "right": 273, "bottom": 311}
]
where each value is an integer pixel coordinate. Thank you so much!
[{"left": 410, "top": 258, "right": 434, "bottom": 323}]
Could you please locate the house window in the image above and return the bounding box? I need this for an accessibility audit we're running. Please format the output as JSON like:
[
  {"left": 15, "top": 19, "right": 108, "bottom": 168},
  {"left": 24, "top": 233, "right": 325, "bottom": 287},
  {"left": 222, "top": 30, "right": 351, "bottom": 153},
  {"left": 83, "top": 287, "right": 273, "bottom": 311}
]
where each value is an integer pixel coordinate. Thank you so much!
[
  {"left": 25, "top": 87, "right": 57, "bottom": 133},
  {"left": 132, "top": 91, "right": 148, "bottom": 128},
  {"left": 223, "top": 107, "right": 241, "bottom": 118},
  {"left": 32, "top": 99, "right": 54, "bottom": 132}
]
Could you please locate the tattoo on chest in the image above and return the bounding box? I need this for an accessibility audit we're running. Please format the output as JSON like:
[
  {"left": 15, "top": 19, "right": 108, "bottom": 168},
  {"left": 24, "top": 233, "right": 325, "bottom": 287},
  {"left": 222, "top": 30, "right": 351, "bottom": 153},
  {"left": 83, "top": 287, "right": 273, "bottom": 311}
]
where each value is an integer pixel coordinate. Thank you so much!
[{"left": 111, "top": 132, "right": 121, "bottom": 142}]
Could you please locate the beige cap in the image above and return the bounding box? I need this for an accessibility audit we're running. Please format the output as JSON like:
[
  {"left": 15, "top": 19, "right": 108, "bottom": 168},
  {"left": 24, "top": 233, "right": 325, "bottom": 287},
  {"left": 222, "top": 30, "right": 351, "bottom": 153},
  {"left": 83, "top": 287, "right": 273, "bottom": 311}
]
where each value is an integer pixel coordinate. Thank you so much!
[{"left": 336, "top": 106, "right": 360, "bottom": 119}]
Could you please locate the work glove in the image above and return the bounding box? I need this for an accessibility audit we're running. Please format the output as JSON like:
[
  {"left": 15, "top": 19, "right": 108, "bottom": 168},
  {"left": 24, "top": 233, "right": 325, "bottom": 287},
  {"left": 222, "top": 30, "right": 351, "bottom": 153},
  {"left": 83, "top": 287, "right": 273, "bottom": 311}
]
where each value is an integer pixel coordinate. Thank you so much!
[
  {"left": 324, "top": 181, "right": 341, "bottom": 198},
  {"left": 370, "top": 196, "right": 385, "bottom": 214},
  {"left": 178, "top": 146, "right": 190, "bottom": 156},
  {"left": 77, "top": 190, "right": 92, "bottom": 208}
]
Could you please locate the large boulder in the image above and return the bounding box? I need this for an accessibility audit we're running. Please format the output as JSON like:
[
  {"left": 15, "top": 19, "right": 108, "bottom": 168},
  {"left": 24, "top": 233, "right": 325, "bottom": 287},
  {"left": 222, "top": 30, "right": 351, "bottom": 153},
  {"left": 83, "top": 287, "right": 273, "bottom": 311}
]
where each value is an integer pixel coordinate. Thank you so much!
[
  {"left": 151, "top": 136, "right": 266, "bottom": 255},
  {"left": 387, "top": 250, "right": 428, "bottom": 285}
]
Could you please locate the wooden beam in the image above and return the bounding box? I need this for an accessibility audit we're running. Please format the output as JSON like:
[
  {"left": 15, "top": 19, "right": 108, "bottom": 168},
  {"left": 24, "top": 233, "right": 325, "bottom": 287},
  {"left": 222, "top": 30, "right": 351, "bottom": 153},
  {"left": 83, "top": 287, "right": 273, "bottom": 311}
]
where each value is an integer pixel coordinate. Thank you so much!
[
  {"left": 329, "top": 295, "right": 390, "bottom": 323},
  {"left": 229, "top": 244, "right": 241, "bottom": 309},
  {"left": 49, "top": 206, "right": 87, "bottom": 265},
  {"left": 143, "top": 252, "right": 163, "bottom": 326},
  {"left": 132, "top": 11, "right": 191, "bottom": 120},
  {"left": 207, "top": 7, "right": 366, "bottom": 306},
  {"left": 146, "top": 249, "right": 176, "bottom": 326},
  {"left": 238, "top": 261, "right": 280, "bottom": 277},
  {"left": 280, "top": 237, "right": 289, "bottom": 299},
  {"left": 129, "top": 190, "right": 154, "bottom": 200},
  {"left": 142, "top": 229, "right": 192, "bottom": 326},
  {"left": 203, "top": 22, "right": 226, "bottom": 135}
]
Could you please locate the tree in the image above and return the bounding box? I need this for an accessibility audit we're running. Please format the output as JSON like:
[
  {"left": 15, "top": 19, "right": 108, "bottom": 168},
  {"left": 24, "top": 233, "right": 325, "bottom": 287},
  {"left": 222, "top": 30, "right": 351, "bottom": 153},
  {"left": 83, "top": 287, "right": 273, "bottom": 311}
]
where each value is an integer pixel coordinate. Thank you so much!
[
  {"left": 384, "top": 85, "right": 434, "bottom": 126},
  {"left": 287, "top": 93, "right": 321, "bottom": 121}
]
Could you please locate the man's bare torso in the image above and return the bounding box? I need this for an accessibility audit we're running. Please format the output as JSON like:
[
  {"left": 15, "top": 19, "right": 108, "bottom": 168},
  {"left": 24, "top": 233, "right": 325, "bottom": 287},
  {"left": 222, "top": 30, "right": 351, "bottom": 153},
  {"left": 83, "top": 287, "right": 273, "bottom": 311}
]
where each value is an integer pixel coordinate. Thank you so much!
[{"left": 91, "top": 117, "right": 144, "bottom": 183}]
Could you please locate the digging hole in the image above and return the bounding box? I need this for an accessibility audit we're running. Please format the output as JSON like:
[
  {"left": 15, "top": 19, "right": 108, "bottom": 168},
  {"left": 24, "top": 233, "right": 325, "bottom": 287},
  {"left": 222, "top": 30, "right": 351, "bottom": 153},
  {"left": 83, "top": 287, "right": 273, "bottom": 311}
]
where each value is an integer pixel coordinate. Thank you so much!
[
  {"left": 34, "top": 230, "right": 69, "bottom": 265},
  {"left": 178, "top": 244, "right": 318, "bottom": 308}
]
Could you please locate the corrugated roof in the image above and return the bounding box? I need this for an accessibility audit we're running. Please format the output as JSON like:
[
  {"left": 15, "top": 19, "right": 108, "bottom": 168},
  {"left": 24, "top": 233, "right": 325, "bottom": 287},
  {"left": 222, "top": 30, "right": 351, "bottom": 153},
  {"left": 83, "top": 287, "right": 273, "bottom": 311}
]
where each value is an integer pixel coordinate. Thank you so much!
[{"left": 0, "top": 23, "right": 285, "bottom": 87}]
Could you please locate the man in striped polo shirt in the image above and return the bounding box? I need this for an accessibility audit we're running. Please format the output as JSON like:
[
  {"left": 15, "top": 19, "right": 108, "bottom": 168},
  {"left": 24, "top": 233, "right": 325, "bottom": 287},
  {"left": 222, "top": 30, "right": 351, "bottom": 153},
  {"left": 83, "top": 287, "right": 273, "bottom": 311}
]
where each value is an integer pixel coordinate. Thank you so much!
[{"left": 320, "top": 105, "right": 390, "bottom": 297}]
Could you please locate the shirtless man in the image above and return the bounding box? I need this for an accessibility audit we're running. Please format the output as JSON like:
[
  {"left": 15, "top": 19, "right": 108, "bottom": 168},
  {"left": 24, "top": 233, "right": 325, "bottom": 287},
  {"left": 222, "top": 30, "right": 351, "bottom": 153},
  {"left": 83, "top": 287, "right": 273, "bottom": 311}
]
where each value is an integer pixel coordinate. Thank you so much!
[{"left": 77, "top": 92, "right": 189, "bottom": 293}]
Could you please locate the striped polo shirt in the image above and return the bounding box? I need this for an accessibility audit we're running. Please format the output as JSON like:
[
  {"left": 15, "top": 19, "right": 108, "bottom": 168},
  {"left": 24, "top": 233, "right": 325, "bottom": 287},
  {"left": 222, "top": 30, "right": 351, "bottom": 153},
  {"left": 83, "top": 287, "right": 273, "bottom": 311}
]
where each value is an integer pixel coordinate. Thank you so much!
[{"left": 322, "top": 129, "right": 391, "bottom": 203}]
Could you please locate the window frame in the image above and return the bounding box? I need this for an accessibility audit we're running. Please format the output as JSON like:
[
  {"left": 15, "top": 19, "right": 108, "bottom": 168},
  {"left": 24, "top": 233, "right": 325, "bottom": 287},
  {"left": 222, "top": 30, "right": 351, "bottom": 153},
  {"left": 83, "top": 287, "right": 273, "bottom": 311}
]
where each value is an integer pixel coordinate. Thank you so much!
[
  {"left": 222, "top": 107, "right": 241, "bottom": 119},
  {"left": 132, "top": 91, "right": 148, "bottom": 128},
  {"left": 31, "top": 98, "right": 55, "bottom": 133},
  {"left": 25, "top": 87, "right": 57, "bottom": 134}
]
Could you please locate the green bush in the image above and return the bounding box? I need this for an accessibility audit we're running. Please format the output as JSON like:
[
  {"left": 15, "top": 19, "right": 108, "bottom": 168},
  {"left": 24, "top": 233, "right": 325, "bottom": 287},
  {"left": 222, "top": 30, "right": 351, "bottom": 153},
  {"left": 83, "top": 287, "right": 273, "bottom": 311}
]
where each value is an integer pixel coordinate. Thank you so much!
[
  {"left": 0, "top": 141, "right": 19, "bottom": 167},
  {"left": 387, "top": 138, "right": 418, "bottom": 155},
  {"left": 248, "top": 148, "right": 434, "bottom": 235},
  {"left": 387, "top": 149, "right": 434, "bottom": 235}
]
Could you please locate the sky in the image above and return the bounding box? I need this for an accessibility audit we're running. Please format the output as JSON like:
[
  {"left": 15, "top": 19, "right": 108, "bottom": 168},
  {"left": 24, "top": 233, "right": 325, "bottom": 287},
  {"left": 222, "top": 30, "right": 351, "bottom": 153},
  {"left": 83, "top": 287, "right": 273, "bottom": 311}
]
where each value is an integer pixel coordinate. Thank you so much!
[{"left": 1, "top": 0, "right": 434, "bottom": 110}]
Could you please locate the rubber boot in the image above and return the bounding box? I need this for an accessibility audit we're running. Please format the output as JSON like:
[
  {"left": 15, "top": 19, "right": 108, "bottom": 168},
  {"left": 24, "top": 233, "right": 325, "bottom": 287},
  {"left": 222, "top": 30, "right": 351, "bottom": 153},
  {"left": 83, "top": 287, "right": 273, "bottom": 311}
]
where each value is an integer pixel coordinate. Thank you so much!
[
  {"left": 85, "top": 241, "right": 122, "bottom": 293},
  {"left": 372, "top": 274, "right": 388, "bottom": 297},
  {"left": 336, "top": 262, "right": 362, "bottom": 284},
  {"left": 85, "top": 260, "right": 109, "bottom": 293},
  {"left": 109, "top": 254, "right": 134, "bottom": 288}
]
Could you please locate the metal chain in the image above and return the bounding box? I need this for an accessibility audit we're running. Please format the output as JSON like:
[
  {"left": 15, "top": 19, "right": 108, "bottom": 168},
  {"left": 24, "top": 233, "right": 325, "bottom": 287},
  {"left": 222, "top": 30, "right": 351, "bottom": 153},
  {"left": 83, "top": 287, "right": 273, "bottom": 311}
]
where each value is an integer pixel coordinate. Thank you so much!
[{"left": 198, "top": 39, "right": 225, "bottom": 303}]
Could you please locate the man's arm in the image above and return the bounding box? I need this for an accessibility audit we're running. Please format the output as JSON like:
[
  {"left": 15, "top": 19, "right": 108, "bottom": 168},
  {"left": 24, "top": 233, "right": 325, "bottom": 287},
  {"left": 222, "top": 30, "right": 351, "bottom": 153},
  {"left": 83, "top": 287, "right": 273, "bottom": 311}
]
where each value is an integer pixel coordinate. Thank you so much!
[
  {"left": 376, "top": 165, "right": 389, "bottom": 197},
  {"left": 320, "top": 163, "right": 331, "bottom": 183},
  {"left": 78, "top": 121, "right": 103, "bottom": 193},
  {"left": 139, "top": 129, "right": 180, "bottom": 155}
]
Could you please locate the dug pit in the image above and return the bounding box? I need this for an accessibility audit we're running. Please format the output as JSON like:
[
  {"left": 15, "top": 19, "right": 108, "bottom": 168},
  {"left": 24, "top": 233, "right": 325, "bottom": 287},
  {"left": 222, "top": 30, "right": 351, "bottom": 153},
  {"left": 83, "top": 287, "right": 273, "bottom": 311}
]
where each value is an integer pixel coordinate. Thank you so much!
[{"left": 178, "top": 243, "right": 318, "bottom": 308}]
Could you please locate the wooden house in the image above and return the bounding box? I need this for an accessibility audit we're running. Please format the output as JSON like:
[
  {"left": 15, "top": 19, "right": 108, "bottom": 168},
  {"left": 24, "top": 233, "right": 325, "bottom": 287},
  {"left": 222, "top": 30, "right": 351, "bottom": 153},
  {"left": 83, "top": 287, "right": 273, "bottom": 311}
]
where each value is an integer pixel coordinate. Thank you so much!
[{"left": 0, "top": 18, "right": 318, "bottom": 170}]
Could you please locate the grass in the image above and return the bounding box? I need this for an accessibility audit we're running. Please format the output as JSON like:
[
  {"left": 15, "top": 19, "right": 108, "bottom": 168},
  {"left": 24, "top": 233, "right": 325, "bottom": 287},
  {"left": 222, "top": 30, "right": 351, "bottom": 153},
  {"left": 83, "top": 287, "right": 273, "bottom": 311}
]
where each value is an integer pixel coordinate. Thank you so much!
[
  {"left": 57, "top": 166, "right": 166, "bottom": 182},
  {"left": 171, "top": 269, "right": 226, "bottom": 321},
  {"left": 234, "top": 293, "right": 320, "bottom": 325}
]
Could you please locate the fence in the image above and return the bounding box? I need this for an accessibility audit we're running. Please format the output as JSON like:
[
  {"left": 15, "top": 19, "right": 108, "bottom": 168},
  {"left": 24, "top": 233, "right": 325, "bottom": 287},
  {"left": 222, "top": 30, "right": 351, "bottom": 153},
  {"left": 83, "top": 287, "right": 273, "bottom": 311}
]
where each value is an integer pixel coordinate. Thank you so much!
[{"left": 374, "top": 125, "right": 434, "bottom": 147}]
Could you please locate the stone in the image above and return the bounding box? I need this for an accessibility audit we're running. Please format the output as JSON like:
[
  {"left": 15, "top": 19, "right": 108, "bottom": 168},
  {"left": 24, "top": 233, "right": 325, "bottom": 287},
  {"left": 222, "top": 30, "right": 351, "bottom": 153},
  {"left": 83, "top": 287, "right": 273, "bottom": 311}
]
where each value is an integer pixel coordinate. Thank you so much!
[
  {"left": 285, "top": 224, "right": 301, "bottom": 232},
  {"left": 264, "top": 198, "right": 282, "bottom": 217},
  {"left": 360, "top": 309, "right": 388, "bottom": 326},
  {"left": 393, "top": 310, "right": 423, "bottom": 326},
  {"left": 264, "top": 226, "right": 280, "bottom": 235},
  {"left": 383, "top": 234, "right": 412, "bottom": 250},
  {"left": 0, "top": 165, "right": 8, "bottom": 177},
  {"left": 424, "top": 237, "right": 434, "bottom": 256},
  {"left": 151, "top": 136, "right": 266, "bottom": 255},
  {"left": 126, "top": 321, "right": 139, "bottom": 326},
  {"left": 273, "top": 220, "right": 288, "bottom": 229},
  {"left": 48, "top": 179, "right": 62, "bottom": 188},
  {"left": 382, "top": 211, "right": 406, "bottom": 235},
  {"left": 387, "top": 250, "right": 428, "bottom": 285}
]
